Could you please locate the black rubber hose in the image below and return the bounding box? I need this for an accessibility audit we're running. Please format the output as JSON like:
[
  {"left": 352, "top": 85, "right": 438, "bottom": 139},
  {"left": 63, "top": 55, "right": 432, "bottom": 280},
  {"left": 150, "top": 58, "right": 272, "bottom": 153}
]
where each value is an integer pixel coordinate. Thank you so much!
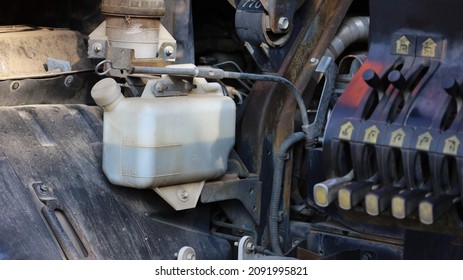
[{"left": 268, "top": 131, "right": 306, "bottom": 255}]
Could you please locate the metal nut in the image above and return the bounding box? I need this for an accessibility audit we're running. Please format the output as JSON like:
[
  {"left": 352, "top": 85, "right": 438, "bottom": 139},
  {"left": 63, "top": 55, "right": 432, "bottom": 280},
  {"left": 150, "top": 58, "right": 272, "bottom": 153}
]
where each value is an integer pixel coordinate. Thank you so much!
[
  {"left": 278, "top": 17, "right": 290, "bottom": 30},
  {"left": 245, "top": 241, "right": 255, "bottom": 253},
  {"left": 93, "top": 43, "right": 103, "bottom": 53}
]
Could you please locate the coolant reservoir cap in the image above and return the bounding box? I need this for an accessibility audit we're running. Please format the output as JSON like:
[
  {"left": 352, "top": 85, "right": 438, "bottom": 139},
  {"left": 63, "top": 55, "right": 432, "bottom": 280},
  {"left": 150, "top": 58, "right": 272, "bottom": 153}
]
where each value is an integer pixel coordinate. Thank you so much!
[{"left": 91, "top": 78, "right": 122, "bottom": 107}]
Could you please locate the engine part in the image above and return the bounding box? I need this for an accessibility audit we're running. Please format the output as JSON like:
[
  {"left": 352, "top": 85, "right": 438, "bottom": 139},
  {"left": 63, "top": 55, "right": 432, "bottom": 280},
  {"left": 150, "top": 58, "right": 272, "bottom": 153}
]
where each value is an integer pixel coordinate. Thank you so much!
[
  {"left": 321, "top": 0, "right": 463, "bottom": 231},
  {"left": 129, "top": 64, "right": 312, "bottom": 140},
  {"left": 91, "top": 68, "right": 236, "bottom": 210},
  {"left": 235, "top": 0, "right": 291, "bottom": 48},
  {"left": 88, "top": 0, "right": 176, "bottom": 76},
  {"left": 324, "top": 17, "right": 369, "bottom": 59},
  {"left": 259, "top": 0, "right": 305, "bottom": 34},
  {"left": 234, "top": 0, "right": 311, "bottom": 72}
]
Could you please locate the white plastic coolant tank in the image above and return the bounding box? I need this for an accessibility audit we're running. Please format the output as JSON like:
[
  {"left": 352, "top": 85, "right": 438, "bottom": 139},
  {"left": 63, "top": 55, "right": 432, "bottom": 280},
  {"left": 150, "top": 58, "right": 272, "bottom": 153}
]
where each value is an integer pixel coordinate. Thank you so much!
[{"left": 91, "top": 76, "right": 235, "bottom": 203}]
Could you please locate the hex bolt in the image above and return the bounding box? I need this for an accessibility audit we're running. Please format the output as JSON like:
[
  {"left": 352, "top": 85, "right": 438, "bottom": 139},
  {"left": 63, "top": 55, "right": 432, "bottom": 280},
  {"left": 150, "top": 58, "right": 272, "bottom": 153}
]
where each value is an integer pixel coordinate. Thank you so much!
[
  {"left": 310, "top": 57, "right": 319, "bottom": 65},
  {"left": 278, "top": 17, "right": 290, "bottom": 30},
  {"left": 93, "top": 43, "right": 103, "bottom": 53},
  {"left": 164, "top": 46, "right": 174, "bottom": 57}
]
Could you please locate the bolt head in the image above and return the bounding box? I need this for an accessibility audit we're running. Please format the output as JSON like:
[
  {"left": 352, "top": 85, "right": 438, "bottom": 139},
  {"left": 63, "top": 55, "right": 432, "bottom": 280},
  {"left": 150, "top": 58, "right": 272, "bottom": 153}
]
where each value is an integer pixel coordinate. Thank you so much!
[
  {"left": 177, "top": 188, "right": 189, "bottom": 202},
  {"left": 245, "top": 242, "right": 255, "bottom": 253},
  {"left": 278, "top": 17, "right": 290, "bottom": 30},
  {"left": 38, "top": 184, "right": 49, "bottom": 194},
  {"left": 10, "top": 81, "right": 20, "bottom": 90},
  {"left": 310, "top": 57, "right": 319, "bottom": 65},
  {"left": 164, "top": 46, "right": 174, "bottom": 57},
  {"left": 153, "top": 82, "right": 168, "bottom": 93},
  {"left": 93, "top": 43, "right": 103, "bottom": 53}
]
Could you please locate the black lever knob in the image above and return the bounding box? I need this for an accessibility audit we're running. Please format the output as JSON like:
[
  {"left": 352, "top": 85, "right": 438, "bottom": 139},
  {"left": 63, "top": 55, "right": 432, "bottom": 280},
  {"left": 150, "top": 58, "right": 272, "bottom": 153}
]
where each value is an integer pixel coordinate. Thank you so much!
[
  {"left": 363, "top": 69, "right": 381, "bottom": 89},
  {"left": 442, "top": 77, "right": 460, "bottom": 98},
  {"left": 388, "top": 70, "right": 407, "bottom": 90}
]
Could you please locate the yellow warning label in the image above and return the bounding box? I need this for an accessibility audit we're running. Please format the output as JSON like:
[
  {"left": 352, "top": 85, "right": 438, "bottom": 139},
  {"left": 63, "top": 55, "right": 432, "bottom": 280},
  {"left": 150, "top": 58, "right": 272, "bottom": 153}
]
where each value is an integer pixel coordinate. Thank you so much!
[
  {"left": 416, "top": 132, "right": 433, "bottom": 151},
  {"left": 364, "top": 125, "right": 380, "bottom": 144},
  {"left": 422, "top": 38, "right": 437, "bottom": 58},
  {"left": 390, "top": 128, "right": 406, "bottom": 147},
  {"left": 396, "top": 35, "right": 411, "bottom": 55},
  {"left": 339, "top": 121, "right": 354, "bottom": 140},
  {"left": 444, "top": 135, "right": 460, "bottom": 155}
]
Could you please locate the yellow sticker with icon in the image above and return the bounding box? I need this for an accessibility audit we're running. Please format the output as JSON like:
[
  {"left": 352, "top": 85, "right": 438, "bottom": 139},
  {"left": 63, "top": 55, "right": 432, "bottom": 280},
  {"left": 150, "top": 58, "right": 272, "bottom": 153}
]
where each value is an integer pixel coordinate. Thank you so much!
[
  {"left": 339, "top": 121, "right": 354, "bottom": 140},
  {"left": 444, "top": 135, "right": 460, "bottom": 155},
  {"left": 390, "top": 128, "right": 406, "bottom": 147},
  {"left": 416, "top": 132, "right": 433, "bottom": 151},
  {"left": 395, "top": 35, "right": 411, "bottom": 55},
  {"left": 364, "top": 125, "right": 380, "bottom": 144}
]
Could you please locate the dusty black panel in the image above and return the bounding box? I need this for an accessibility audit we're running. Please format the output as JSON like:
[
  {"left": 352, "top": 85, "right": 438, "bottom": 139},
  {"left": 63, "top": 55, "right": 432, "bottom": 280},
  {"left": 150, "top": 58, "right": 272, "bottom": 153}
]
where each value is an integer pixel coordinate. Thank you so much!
[
  {"left": 0, "top": 104, "right": 230, "bottom": 259},
  {"left": 0, "top": 151, "right": 63, "bottom": 259}
]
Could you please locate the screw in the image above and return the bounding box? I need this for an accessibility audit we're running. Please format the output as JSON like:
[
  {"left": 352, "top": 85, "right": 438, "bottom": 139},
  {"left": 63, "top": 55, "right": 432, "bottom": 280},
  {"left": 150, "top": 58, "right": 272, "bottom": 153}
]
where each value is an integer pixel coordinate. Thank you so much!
[
  {"left": 310, "top": 57, "right": 319, "bottom": 65},
  {"left": 177, "top": 189, "right": 189, "bottom": 201},
  {"left": 164, "top": 46, "right": 174, "bottom": 57},
  {"left": 10, "top": 81, "right": 20, "bottom": 91},
  {"left": 64, "top": 75, "right": 74, "bottom": 87},
  {"left": 38, "top": 184, "right": 49, "bottom": 194},
  {"left": 278, "top": 17, "right": 290, "bottom": 30},
  {"left": 93, "top": 43, "right": 103, "bottom": 53}
]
